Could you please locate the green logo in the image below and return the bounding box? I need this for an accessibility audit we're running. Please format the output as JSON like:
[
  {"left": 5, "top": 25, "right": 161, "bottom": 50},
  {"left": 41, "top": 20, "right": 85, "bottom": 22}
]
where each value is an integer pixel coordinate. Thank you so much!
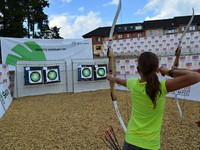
[
  {"left": 6, "top": 41, "right": 46, "bottom": 66},
  {"left": 0, "top": 94, "right": 5, "bottom": 104}
]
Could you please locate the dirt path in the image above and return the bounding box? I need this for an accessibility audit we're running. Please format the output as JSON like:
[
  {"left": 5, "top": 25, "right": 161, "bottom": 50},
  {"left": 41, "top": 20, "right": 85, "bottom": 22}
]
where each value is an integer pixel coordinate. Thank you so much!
[{"left": 0, "top": 90, "right": 199, "bottom": 150}]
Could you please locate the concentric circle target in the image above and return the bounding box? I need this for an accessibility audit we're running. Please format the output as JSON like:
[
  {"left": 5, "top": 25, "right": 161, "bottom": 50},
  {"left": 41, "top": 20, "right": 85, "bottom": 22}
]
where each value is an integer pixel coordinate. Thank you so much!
[
  {"left": 47, "top": 70, "right": 57, "bottom": 80},
  {"left": 82, "top": 68, "right": 91, "bottom": 77},
  {"left": 97, "top": 68, "right": 106, "bottom": 77},
  {"left": 30, "top": 72, "right": 41, "bottom": 82}
]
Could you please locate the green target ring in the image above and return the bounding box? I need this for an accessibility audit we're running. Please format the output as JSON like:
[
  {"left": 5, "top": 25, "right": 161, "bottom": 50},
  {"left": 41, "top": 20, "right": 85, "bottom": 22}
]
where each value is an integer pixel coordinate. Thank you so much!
[
  {"left": 30, "top": 72, "right": 41, "bottom": 82},
  {"left": 47, "top": 70, "right": 57, "bottom": 80},
  {"left": 97, "top": 68, "right": 106, "bottom": 77},
  {"left": 82, "top": 68, "right": 91, "bottom": 77}
]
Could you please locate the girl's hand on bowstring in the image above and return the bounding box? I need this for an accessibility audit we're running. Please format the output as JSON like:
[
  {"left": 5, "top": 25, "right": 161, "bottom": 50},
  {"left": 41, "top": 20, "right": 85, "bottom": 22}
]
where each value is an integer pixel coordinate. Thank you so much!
[{"left": 158, "top": 66, "right": 170, "bottom": 77}]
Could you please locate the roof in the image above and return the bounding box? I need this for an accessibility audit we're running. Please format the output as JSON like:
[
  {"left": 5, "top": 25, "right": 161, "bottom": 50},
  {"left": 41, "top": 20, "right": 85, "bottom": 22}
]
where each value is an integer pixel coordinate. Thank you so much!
[
  {"left": 174, "top": 15, "right": 200, "bottom": 25},
  {"left": 144, "top": 19, "right": 178, "bottom": 29},
  {"left": 82, "top": 15, "right": 200, "bottom": 38},
  {"left": 82, "top": 27, "right": 111, "bottom": 38}
]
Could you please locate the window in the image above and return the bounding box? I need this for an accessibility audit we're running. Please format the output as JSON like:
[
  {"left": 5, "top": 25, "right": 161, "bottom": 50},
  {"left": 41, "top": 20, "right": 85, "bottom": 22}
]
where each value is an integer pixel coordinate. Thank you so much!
[
  {"left": 96, "top": 37, "right": 101, "bottom": 42},
  {"left": 118, "top": 34, "right": 123, "bottom": 39},
  {"left": 137, "top": 33, "right": 142, "bottom": 38},
  {"left": 149, "top": 30, "right": 153, "bottom": 36},
  {"left": 118, "top": 26, "right": 122, "bottom": 31},
  {"left": 189, "top": 25, "right": 196, "bottom": 31},
  {"left": 124, "top": 26, "right": 128, "bottom": 31},
  {"left": 181, "top": 26, "right": 186, "bottom": 31},
  {"left": 157, "top": 29, "right": 162, "bottom": 35},
  {"left": 96, "top": 45, "right": 101, "bottom": 51},
  {"left": 167, "top": 29, "right": 177, "bottom": 34},
  {"left": 135, "top": 26, "right": 142, "bottom": 30},
  {"left": 127, "top": 34, "right": 130, "bottom": 38}
]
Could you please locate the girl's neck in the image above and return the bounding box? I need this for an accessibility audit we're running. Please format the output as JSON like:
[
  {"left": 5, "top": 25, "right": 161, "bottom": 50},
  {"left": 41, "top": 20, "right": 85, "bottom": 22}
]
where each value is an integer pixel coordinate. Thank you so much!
[
  {"left": 139, "top": 74, "right": 147, "bottom": 83},
  {"left": 139, "top": 79, "right": 146, "bottom": 83}
]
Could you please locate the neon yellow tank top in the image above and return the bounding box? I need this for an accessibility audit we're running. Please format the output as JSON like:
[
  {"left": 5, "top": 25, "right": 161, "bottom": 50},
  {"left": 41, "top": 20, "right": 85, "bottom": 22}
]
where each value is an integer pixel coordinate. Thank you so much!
[{"left": 125, "top": 78, "right": 168, "bottom": 150}]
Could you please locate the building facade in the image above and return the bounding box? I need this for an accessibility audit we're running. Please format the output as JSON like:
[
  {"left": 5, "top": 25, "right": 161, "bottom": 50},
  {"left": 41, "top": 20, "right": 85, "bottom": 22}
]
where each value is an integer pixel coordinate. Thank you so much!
[{"left": 82, "top": 15, "right": 200, "bottom": 57}]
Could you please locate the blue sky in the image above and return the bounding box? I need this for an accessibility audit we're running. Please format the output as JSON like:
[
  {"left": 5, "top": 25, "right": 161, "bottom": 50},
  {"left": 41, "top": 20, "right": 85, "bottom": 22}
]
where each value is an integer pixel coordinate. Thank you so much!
[{"left": 44, "top": 0, "right": 200, "bottom": 39}]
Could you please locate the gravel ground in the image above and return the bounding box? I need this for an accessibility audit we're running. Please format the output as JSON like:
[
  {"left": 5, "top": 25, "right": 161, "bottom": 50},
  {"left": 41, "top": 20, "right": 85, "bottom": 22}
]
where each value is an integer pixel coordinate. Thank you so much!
[{"left": 0, "top": 90, "right": 199, "bottom": 150}]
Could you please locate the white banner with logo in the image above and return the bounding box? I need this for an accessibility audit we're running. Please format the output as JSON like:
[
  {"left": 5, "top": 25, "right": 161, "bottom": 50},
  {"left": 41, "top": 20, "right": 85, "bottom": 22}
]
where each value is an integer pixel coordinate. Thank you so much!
[
  {"left": 116, "top": 74, "right": 200, "bottom": 102},
  {"left": 166, "top": 83, "right": 200, "bottom": 101},
  {"left": 0, "top": 83, "right": 12, "bottom": 119},
  {"left": 0, "top": 98, "right": 5, "bottom": 118},
  {"left": 1, "top": 37, "right": 93, "bottom": 70}
]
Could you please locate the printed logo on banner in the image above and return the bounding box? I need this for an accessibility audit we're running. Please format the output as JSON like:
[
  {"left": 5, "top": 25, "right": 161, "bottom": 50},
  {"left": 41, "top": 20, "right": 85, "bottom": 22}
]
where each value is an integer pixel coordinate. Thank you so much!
[
  {"left": 6, "top": 41, "right": 46, "bottom": 66},
  {"left": 0, "top": 94, "right": 5, "bottom": 105},
  {"left": 192, "top": 55, "right": 199, "bottom": 60},
  {"left": 0, "top": 83, "right": 12, "bottom": 116},
  {"left": 180, "top": 56, "right": 186, "bottom": 61},
  {"left": 174, "top": 86, "right": 191, "bottom": 97},
  {"left": 167, "top": 57, "right": 173, "bottom": 61}
]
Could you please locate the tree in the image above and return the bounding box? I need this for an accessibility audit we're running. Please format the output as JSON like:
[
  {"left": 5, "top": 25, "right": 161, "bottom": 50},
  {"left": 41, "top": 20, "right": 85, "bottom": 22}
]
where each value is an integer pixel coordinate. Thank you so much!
[
  {"left": 0, "top": 0, "right": 27, "bottom": 37},
  {"left": 0, "top": 0, "right": 50, "bottom": 38},
  {"left": 50, "top": 26, "right": 63, "bottom": 39},
  {"left": 25, "top": 0, "right": 49, "bottom": 38}
]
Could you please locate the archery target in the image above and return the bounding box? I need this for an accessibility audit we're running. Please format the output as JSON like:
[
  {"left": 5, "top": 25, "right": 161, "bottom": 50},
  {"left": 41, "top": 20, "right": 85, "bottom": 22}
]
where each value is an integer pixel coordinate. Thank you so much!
[
  {"left": 44, "top": 66, "right": 60, "bottom": 83},
  {"left": 94, "top": 64, "right": 107, "bottom": 80},
  {"left": 78, "top": 65, "right": 93, "bottom": 81},
  {"left": 81, "top": 66, "right": 92, "bottom": 79},
  {"left": 26, "top": 68, "right": 43, "bottom": 84}
]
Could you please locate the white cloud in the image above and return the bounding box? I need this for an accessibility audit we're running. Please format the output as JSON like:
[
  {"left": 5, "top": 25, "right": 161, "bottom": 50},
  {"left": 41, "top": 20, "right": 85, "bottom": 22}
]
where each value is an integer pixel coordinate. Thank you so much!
[
  {"left": 136, "top": 0, "right": 200, "bottom": 20},
  {"left": 135, "top": 0, "right": 162, "bottom": 15},
  {"left": 62, "top": 0, "right": 72, "bottom": 3},
  {"left": 78, "top": 7, "right": 84, "bottom": 13},
  {"left": 49, "top": 11, "right": 103, "bottom": 39},
  {"left": 104, "top": 0, "right": 119, "bottom": 6}
]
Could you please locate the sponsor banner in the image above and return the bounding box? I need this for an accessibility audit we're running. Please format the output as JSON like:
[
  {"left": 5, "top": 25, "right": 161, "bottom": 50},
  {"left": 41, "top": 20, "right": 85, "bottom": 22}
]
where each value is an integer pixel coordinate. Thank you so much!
[
  {"left": 0, "top": 83, "right": 13, "bottom": 119},
  {"left": 166, "top": 82, "right": 200, "bottom": 101},
  {"left": 115, "top": 74, "right": 200, "bottom": 102},
  {"left": 1, "top": 37, "right": 93, "bottom": 70},
  {"left": 103, "top": 31, "right": 200, "bottom": 57},
  {"left": 115, "top": 55, "right": 199, "bottom": 75},
  {"left": 0, "top": 98, "right": 5, "bottom": 118}
]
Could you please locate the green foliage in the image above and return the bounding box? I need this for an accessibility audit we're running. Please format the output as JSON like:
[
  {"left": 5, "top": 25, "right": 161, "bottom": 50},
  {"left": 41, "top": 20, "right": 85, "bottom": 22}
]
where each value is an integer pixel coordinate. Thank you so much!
[{"left": 0, "top": 0, "right": 58, "bottom": 38}]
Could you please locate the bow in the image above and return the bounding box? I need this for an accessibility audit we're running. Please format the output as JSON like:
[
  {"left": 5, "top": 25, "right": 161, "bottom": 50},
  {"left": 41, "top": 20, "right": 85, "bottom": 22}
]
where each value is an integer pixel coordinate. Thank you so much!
[
  {"left": 107, "top": 0, "right": 126, "bottom": 132},
  {"left": 172, "top": 8, "right": 194, "bottom": 123}
]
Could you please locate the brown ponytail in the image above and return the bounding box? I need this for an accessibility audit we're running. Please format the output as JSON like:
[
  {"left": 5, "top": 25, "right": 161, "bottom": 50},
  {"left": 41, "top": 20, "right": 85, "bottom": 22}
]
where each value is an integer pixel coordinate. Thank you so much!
[{"left": 138, "top": 52, "right": 161, "bottom": 108}]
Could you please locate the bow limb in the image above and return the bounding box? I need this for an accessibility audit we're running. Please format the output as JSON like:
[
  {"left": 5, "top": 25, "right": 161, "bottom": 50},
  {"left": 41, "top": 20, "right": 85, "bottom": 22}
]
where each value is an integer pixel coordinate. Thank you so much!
[
  {"left": 172, "top": 8, "right": 194, "bottom": 123},
  {"left": 107, "top": 0, "right": 126, "bottom": 133},
  {"left": 172, "top": 8, "right": 194, "bottom": 69}
]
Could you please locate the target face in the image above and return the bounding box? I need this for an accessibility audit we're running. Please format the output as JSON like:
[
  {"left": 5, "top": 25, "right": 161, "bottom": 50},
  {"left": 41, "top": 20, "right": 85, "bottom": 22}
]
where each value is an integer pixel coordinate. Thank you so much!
[
  {"left": 30, "top": 72, "right": 41, "bottom": 82},
  {"left": 82, "top": 68, "right": 91, "bottom": 77},
  {"left": 97, "top": 68, "right": 106, "bottom": 77},
  {"left": 94, "top": 64, "right": 107, "bottom": 80},
  {"left": 44, "top": 67, "right": 60, "bottom": 83},
  {"left": 79, "top": 65, "right": 93, "bottom": 80},
  {"left": 28, "top": 70, "right": 43, "bottom": 84}
]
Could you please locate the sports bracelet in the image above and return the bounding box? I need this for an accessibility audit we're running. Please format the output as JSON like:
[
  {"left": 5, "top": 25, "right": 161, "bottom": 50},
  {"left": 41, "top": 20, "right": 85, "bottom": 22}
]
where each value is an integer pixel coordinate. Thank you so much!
[{"left": 168, "top": 69, "right": 174, "bottom": 77}]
